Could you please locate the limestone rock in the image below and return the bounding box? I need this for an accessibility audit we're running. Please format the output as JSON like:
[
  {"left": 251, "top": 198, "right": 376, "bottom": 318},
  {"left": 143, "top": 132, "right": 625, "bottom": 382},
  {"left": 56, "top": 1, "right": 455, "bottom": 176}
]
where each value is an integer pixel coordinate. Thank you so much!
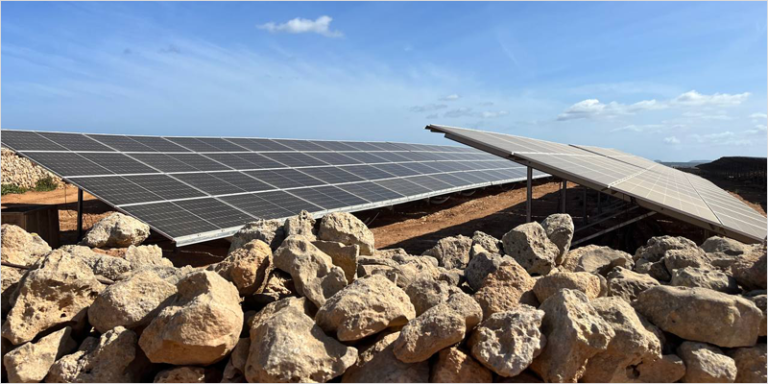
[
  {"left": 561, "top": 244, "right": 634, "bottom": 275},
  {"left": 422, "top": 235, "right": 472, "bottom": 270},
  {"left": 79, "top": 212, "right": 150, "bottom": 248},
  {"left": 154, "top": 366, "right": 206, "bottom": 383},
  {"left": 540, "top": 214, "right": 574, "bottom": 263},
  {"left": 251, "top": 270, "right": 296, "bottom": 305},
  {"left": 372, "top": 248, "right": 410, "bottom": 258},
  {"left": 606, "top": 267, "right": 660, "bottom": 302},
  {"left": 502, "top": 222, "right": 559, "bottom": 276},
  {"left": 2, "top": 250, "right": 105, "bottom": 345},
  {"left": 404, "top": 277, "right": 461, "bottom": 316},
  {"left": 393, "top": 292, "right": 482, "bottom": 363},
  {"left": 1, "top": 266, "right": 24, "bottom": 315},
  {"left": 357, "top": 254, "right": 442, "bottom": 288},
  {"left": 274, "top": 235, "right": 347, "bottom": 307},
  {"left": 533, "top": 271, "right": 601, "bottom": 303},
  {"left": 634, "top": 235, "right": 700, "bottom": 263},
  {"left": 208, "top": 239, "right": 273, "bottom": 296},
  {"left": 701, "top": 236, "right": 750, "bottom": 269},
  {"left": 88, "top": 268, "right": 178, "bottom": 333},
  {"left": 60, "top": 245, "right": 134, "bottom": 281},
  {"left": 46, "top": 326, "right": 141, "bottom": 383},
  {"left": 468, "top": 306, "right": 546, "bottom": 377},
  {"left": 664, "top": 248, "right": 713, "bottom": 273},
  {"left": 677, "top": 341, "right": 737, "bottom": 383},
  {"left": 342, "top": 332, "right": 429, "bottom": 383},
  {"left": 635, "top": 258, "right": 672, "bottom": 282},
  {"left": 464, "top": 250, "right": 506, "bottom": 291},
  {"left": 635, "top": 286, "right": 762, "bottom": 348},
  {"left": 744, "top": 291, "right": 766, "bottom": 336},
  {"left": 582, "top": 297, "right": 662, "bottom": 382},
  {"left": 124, "top": 245, "right": 172, "bottom": 267},
  {"left": 283, "top": 210, "right": 317, "bottom": 241},
  {"left": 229, "top": 219, "right": 285, "bottom": 252},
  {"left": 473, "top": 258, "right": 537, "bottom": 319},
  {"left": 245, "top": 305, "right": 357, "bottom": 383},
  {"left": 317, "top": 212, "right": 375, "bottom": 255},
  {"left": 471, "top": 231, "right": 502, "bottom": 256},
  {"left": 221, "top": 338, "right": 250, "bottom": 383},
  {"left": 431, "top": 347, "right": 493, "bottom": 383},
  {"left": 139, "top": 271, "right": 243, "bottom": 365},
  {"left": 0, "top": 224, "right": 51, "bottom": 266},
  {"left": 248, "top": 297, "right": 316, "bottom": 332},
  {"left": 634, "top": 354, "right": 687, "bottom": 383},
  {"left": 727, "top": 344, "right": 767, "bottom": 383},
  {"left": 530, "top": 289, "right": 615, "bottom": 383},
  {"left": 316, "top": 275, "right": 415, "bottom": 341},
  {"left": 3, "top": 327, "right": 76, "bottom": 383},
  {"left": 670, "top": 266, "right": 739, "bottom": 293},
  {"left": 312, "top": 240, "right": 359, "bottom": 284},
  {"left": 731, "top": 243, "right": 767, "bottom": 291}
]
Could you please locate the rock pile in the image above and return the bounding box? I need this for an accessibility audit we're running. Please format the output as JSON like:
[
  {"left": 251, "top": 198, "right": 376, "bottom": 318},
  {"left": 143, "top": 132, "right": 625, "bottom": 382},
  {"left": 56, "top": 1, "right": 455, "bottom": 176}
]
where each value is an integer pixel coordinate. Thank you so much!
[
  {"left": 1, "top": 148, "right": 62, "bottom": 189},
  {"left": 1, "top": 209, "right": 766, "bottom": 383}
]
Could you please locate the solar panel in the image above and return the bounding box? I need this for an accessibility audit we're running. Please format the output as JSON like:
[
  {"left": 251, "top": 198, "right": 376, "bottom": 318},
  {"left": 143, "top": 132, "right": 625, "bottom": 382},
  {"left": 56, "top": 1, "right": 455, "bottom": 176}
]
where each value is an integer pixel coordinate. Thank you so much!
[
  {"left": 427, "top": 124, "right": 767, "bottom": 243},
  {"left": 2, "top": 129, "right": 544, "bottom": 246}
]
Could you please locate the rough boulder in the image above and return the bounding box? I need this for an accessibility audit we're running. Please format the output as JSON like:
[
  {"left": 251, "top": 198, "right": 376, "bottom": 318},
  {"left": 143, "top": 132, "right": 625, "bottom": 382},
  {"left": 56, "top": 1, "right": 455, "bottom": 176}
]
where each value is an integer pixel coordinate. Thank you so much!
[
  {"left": 47, "top": 326, "right": 142, "bottom": 383},
  {"left": 139, "top": 271, "right": 243, "bottom": 365},
  {"left": 422, "top": 235, "right": 473, "bottom": 269},
  {"left": 208, "top": 239, "right": 273, "bottom": 296},
  {"left": 273, "top": 235, "right": 347, "bottom": 307},
  {"left": 540, "top": 213, "right": 574, "bottom": 263},
  {"left": 502, "top": 222, "right": 560, "bottom": 276},
  {"left": 3, "top": 327, "right": 77, "bottom": 383},
  {"left": 317, "top": 212, "right": 375, "bottom": 255},
  {"left": 79, "top": 212, "right": 150, "bottom": 248},
  {"left": 1, "top": 224, "right": 51, "bottom": 266},
  {"left": 677, "top": 341, "right": 737, "bottom": 383},
  {"left": 315, "top": 275, "right": 416, "bottom": 341},
  {"left": 229, "top": 219, "right": 285, "bottom": 252}
]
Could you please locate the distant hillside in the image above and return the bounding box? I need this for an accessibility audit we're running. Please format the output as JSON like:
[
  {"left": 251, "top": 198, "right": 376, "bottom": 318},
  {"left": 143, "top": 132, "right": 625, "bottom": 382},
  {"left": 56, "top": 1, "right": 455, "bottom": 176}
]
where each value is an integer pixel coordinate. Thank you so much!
[
  {"left": 696, "top": 156, "right": 767, "bottom": 177},
  {"left": 657, "top": 160, "right": 710, "bottom": 168}
]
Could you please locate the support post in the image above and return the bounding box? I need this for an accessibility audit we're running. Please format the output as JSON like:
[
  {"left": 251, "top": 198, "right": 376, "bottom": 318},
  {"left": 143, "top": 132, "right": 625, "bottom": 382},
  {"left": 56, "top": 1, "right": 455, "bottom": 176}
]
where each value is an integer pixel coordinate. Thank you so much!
[
  {"left": 560, "top": 180, "right": 567, "bottom": 213},
  {"left": 583, "top": 186, "right": 588, "bottom": 224},
  {"left": 526, "top": 167, "right": 532, "bottom": 223},
  {"left": 597, "top": 192, "right": 602, "bottom": 214},
  {"left": 77, "top": 188, "right": 84, "bottom": 241}
]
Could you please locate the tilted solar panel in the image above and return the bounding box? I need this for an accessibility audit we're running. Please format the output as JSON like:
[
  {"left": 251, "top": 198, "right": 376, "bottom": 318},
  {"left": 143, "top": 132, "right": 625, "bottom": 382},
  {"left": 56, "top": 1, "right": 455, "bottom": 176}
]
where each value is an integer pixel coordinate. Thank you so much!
[
  {"left": 2, "top": 129, "right": 546, "bottom": 246},
  {"left": 427, "top": 124, "right": 767, "bottom": 243}
]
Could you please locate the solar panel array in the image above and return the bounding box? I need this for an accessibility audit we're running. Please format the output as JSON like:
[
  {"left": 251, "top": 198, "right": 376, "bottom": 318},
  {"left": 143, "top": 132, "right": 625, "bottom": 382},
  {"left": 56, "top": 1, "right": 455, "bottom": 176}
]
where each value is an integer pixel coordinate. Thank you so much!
[
  {"left": 427, "top": 124, "right": 767, "bottom": 243},
  {"left": 1, "top": 129, "right": 546, "bottom": 245}
]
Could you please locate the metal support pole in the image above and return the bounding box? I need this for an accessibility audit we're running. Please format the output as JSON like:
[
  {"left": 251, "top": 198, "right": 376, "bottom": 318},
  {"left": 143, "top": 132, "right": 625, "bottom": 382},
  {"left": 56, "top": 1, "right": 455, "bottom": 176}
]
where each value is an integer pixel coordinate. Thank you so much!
[
  {"left": 526, "top": 167, "right": 532, "bottom": 223},
  {"left": 597, "top": 192, "right": 602, "bottom": 214},
  {"left": 77, "top": 188, "right": 84, "bottom": 240},
  {"left": 560, "top": 180, "right": 567, "bottom": 213},
  {"left": 583, "top": 186, "right": 588, "bottom": 224}
]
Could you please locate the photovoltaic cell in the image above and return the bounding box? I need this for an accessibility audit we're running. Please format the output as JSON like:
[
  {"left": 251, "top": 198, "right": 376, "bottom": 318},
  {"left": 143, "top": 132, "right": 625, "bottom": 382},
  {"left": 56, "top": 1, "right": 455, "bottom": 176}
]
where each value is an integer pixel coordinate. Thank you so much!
[
  {"left": 342, "top": 152, "right": 388, "bottom": 164},
  {"left": 37, "top": 132, "right": 114, "bottom": 152},
  {"left": 86, "top": 134, "right": 156, "bottom": 152},
  {"left": 339, "top": 165, "right": 394, "bottom": 180},
  {"left": 169, "top": 154, "right": 232, "bottom": 171},
  {"left": 261, "top": 152, "right": 329, "bottom": 167},
  {"left": 210, "top": 172, "right": 276, "bottom": 192},
  {"left": 195, "top": 138, "right": 249, "bottom": 152},
  {"left": 126, "top": 136, "right": 191, "bottom": 152},
  {"left": 289, "top": 186, "right": 367, "bottom": 209},
  {"left": 22, "top": 152, "right": 113, "bottom": 177},
  {"left": 204, "top": 153, "right": 260, "bottom": 170},
  {"left": 79, "top": 153, "right": 160, "bottom": 175},
  {"left": 220, "top": 193, "right": 294, "bottom": 219},
  {"left": 306, "top": 152, "right": 362, "bottom": 165},
  {"left": 225, "top": 138, "right": 291, "bottom": 152},
  {"left": 375, "top": 178, "right": 433, "bottom": 196},
  {"left": 408, "top": 175, "right": 454, "bottom": 191},
  {"left": 1, "top": 131, "right": 66, "bottom": 151},
  {"left": 338, "top": 182, "right": 403, "bottom": 201},
  {"left": 121, "top": 202, "right": 218, "bottom": 238},
  {"left": 245, "top": 169, "right": 325, "bottom": 189},
  {"left": 74, "top": 176, "right": 164, "bottom": 205},
  {"left": 272, "top": 139, "right": 330, "bottom": 152},
  {"left": 371, "top": 163, "right": 421, "bottom": 177},
  {"left": 256, "top": 191, "right": 322, "bottom": 216},
  {"left": 173, "top": 173, "right": 246, "bottom": 195},
  {"left": 174, "top": 198, "right": 255, "bottom": 228},
  {"left": 235, "top": 153, "right": 288, "bottom": 169},
  {"left": 164, "top": 137, "right": 221, "bottom": 152},
  {"left": 311, "top": 141, "right": 358, "bottom": 151},
  {"left": 129, "top": 153, "right": 199, "bottom": 173},
  {"left": 125, "top": 175, "right": 206, "bottom": 200},
  {"left": 298, "top": 167, "right": 363, "bottom": 184}
]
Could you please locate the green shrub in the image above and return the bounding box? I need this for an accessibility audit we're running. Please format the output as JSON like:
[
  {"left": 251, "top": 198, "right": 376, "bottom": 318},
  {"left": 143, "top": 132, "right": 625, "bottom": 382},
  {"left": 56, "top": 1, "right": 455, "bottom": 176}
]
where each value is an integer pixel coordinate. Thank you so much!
[
  {"left": 33, "top": 176, "right": 58, "bottom": 192},
  {"left": 1, "top": 184, "right": 27, "bottom": 195}
]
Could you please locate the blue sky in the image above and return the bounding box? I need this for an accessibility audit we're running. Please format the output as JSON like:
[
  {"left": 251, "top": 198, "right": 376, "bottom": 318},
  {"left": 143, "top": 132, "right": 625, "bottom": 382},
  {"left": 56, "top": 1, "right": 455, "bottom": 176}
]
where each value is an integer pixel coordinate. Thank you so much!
[{"left": 2, "top": 1, "right": 766, "bottom": 161}]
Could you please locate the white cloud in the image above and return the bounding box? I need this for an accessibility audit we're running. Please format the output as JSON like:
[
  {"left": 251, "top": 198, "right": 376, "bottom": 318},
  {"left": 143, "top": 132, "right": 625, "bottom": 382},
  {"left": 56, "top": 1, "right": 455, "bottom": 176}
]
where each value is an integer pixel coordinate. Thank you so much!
[
  {"left": 558, "top": 90, "right": 750, "bottom": 121},
  {"left": 410, "top": 103, "right": 447, "bottom": 113},
  {"left": 672, "top": 90, "right": 750, "bottom": 106},
  {"left": 663, "top": 136, "right": 680, "bottom": 144},
  {"left": 745, "top": 124, "right": 768, "bottom": 135},
  {"left": 612, "top": 124, "right": 664, "bottom": 133},
  {"left": 681, "top": 111, "right": 732, "bottom": 120},
  {"left": 479, "top": 110, "right": 509, "bottom": 118},
  {"left": 440, "top": 94, "right": 460, "bottom": 101},
  {"left": 444, "top": 107, "right": 474, "bottom": 118},
  {"left": 257, "top": 16, "right": 343, "bottom": 38},
  {"left": 440, "top": 107, "right": 509, "bottom": 119},
  {"left": 750, "top": 113, "right": 767, "bottom": 119}
]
